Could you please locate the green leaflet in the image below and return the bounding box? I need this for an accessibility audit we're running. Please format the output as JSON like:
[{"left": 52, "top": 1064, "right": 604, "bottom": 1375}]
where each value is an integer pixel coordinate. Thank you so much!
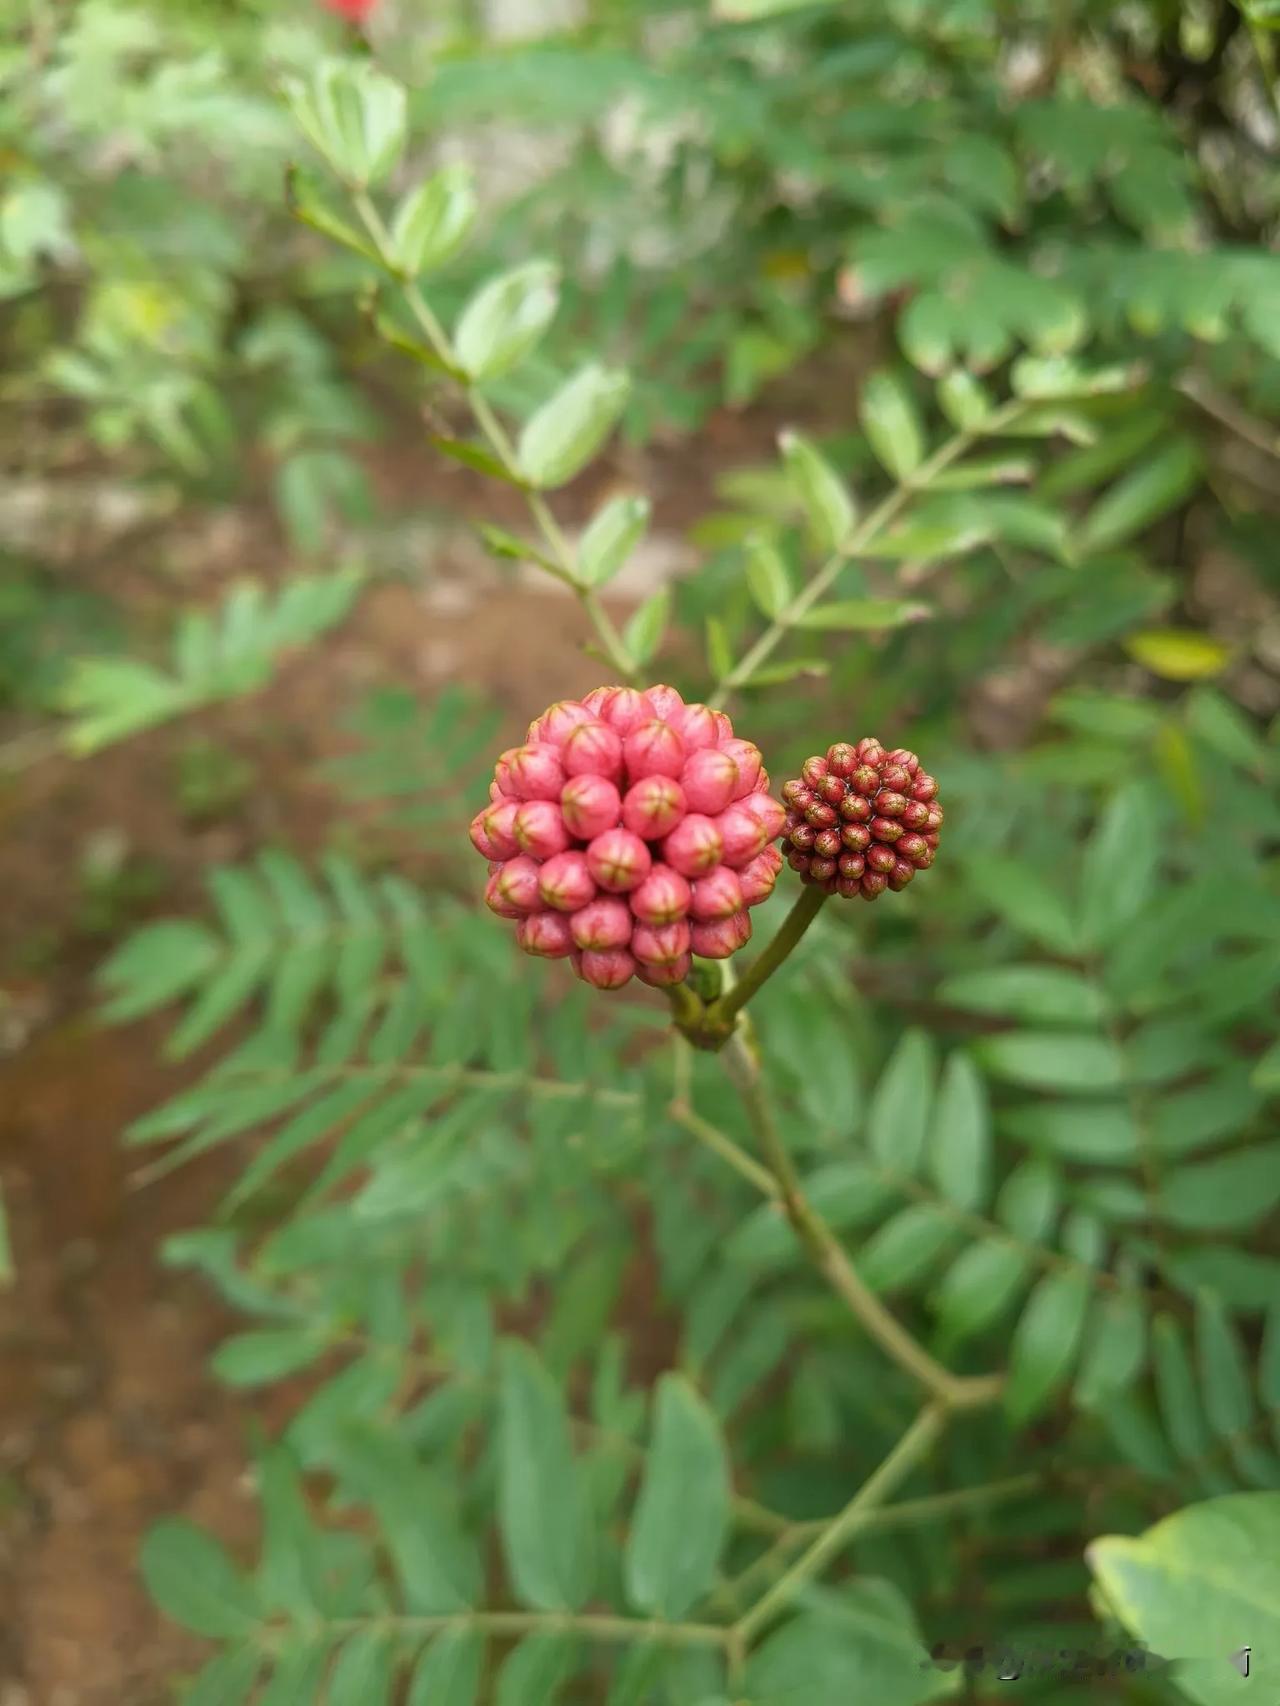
[
  {"left": 497, "top": 1340, "right": 595, "bottom": 1611},
  {"left": 624, "top": 1374, "right": 731, "bottom": 1620}
]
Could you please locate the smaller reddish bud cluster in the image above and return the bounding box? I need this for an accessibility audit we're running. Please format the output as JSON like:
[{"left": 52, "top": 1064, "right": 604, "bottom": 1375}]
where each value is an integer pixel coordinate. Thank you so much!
[
  {"left": 470, "top": 685, "right": 787, "bottom": 990},
  {"left": 778, "top": 738, "right": 943, "bottom": 901}
]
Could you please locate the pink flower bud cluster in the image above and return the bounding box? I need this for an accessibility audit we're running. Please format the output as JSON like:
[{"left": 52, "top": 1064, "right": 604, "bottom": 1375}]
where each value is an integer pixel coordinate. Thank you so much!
[
  {"left": 779, "top": 738, "right": 943, "bottom": 901},
  {"left": 470, "top": 685, "right": 787, "bottom": 990}
]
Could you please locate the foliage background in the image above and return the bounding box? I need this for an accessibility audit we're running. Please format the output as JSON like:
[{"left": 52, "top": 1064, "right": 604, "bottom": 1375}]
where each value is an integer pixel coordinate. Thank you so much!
[{"left": 1, "top": 0, "right": 1280, "bottom": 1702}]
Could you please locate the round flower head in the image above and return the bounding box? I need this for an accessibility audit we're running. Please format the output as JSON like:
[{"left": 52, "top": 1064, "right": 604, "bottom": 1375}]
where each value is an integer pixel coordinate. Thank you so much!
[
  {"left": 779, "top": 738, "right": 943, "bottom": 901},
  {"left": 471, "top": 688, "right": 786, "bottom": 987}
]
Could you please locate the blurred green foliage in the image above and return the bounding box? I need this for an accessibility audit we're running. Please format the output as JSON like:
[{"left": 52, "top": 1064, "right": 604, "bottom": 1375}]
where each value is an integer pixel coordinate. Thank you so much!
[{"left": 3, "top": 1, "right": 1280, "bottom": 1700}]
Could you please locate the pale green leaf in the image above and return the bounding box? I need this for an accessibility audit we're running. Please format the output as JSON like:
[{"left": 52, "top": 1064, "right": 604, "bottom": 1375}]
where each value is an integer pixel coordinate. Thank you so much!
[{"left": 624, "top": 1375, "right": 730, "bottom": 1620}]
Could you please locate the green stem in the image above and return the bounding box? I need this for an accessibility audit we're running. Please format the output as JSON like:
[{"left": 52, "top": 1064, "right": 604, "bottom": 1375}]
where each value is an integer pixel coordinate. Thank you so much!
[
  {"left": 668, "top": 1097, "right": 780, "bottom": 1200},
  {"left": 726, "top": 1471, "right": 1043, "bottom": 1603},
  {"left": 718, "top": 1032, "right": 1000, "bottom": 1411},
  {"left": 308, "top": 1608, "right": 728, "bottom": 1649},
  {"left": 351, "top": 192, "right": 638, "bottom": 684},
  {"left": 733, "top": 1404, "right": 946, "bottom": 1645},
  {"left": 712, "top": 884, "right": 828, "bottom": 1027},
  {"left": 708, "top": 398, "right": 1029, "bottom": 708}
]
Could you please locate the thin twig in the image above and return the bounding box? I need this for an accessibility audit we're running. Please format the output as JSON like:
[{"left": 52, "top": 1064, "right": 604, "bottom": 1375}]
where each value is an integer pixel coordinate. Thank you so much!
[
  {"left": 733, "top": 1404, "right": 947, "bottom": 1644},
  {"left": 718, "top": 1031, "right": 1002, "bottom": 1412},
  {"left": 351, "top": 192, "right": 638, "bottom": 683},
  {"left": 709, "top": 399, "right": 1030, "bottom": 707}
]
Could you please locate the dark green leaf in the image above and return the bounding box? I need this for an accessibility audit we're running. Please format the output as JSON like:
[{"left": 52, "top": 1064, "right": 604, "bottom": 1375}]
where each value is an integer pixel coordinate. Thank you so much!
[
  {"left": 140, "top": 1518, "right": 259, "bottom": 1638},
  {"left": 624, "top": 1374, "right": 730, "bottom": 1620},
  {"left": 497, "top": 1340, "right": 594, "bottom": 1611},
  {"left": 927, "top": 1051, "right": 990, "bottom": 1210},
  {"left": 1005, "top": 1270, "right": 1091, "bottom": 1422},
  {"left": 975, "top": 1032, "right": 1124, "bottom": 1094}
]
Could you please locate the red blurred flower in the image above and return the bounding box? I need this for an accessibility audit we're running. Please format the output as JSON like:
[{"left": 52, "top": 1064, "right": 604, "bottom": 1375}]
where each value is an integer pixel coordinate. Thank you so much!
[{"left": 322, "top": 0, "right": 377, "bottom": 22}]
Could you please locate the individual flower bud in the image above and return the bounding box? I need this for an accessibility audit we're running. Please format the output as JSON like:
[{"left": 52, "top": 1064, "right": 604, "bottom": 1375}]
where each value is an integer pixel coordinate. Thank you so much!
[
  {"left": 888, "top": 858, "right": 916, "bottom": 891},
  {"left": 836, "top": 875, "right": 862, "bottom": 899},
  {"left": 809, "top": 855, "right": 837, "bottom": 881},
  {"left": 599, "top": 686, "right": 652, "bottom": 735},
  {"left": 838, "top": 793, "right": 872, "bottom": 823},
  {"left": 923, "top": 832, "right": 939, "bottom": 850},
  {"left": 680, "top": 747, "right": 740, "bottom": 814},
  {"left": 856, "top": 736, "right": 883, "bottom": 761},
  {"left": 577, "top": 947, "right": 636, "bottom": 989},
  {"left": 837, "top": 851, "right": 866, "bottom": 879},
  {"left": 805, "top": 801, "right": 838, "bottom": 830},
  {"left": 801, "top": 756, "right": 829, "bottom": 787},
  {"left": 791, "top": 821, "right": 818, "bottom": 852},
  {"left": 630, "top": 864, "right": 692, "bottom": 926},
  {"left": 911, "top": 773, "right": 939, "bottom": 802},
  {"left": 840, "top": 822, "right": 871, "bottom": 852},
  {"left": 537, "top": 850, "right": 596, "bottom": 912},
  {"left": 874, "top": 790, "right": 909, "bottom": 818},
  {"left": 900, "top": 799, "right": 931, "bottom": 830},
  {"left": 469, "top": 811, "right": 504, "bottom": 859},
  {"left": 635, "top": 953, "right": 692, "bottom": 989},
  {"left": 852, "top": 764, "right": 880, "bottom": 796},
  {"left": 508, "top": 743, "right": 567, "bottom": 801},
  {"left": 781, "top": 778, "right": 809, "bottom": 806},
  {"left": 866, "top": 843, "right": 897, "bottom": 875},
  {"left": 914, "top": 842, "right": 936, "bottom": 868},
  {"left": 690, "top": 865, "right": 745, "bottom": 921},
  {"left": 740, "top": 793, "right": 787, "bottom": 841},
  {"left": 570, "top": 895, "right": 633, "bottom": 951},
  {"left": 861, "top": 870, "right": 889, "bottom": 899},
  {"left": 481, "top": 799, "right": 521, "bottom": 858},
  {"left": 896, "top": 832, "right": 929, "bottom": 865},
  {"left": 787, "top": 849, "right": 811, "bottom": 875},
  {"left": 485, "top": 869, "right": 525, "bottom": 920},
  {"left": 719, "top": 738, "right": 763, "bottom": 796},
  {"left": 925, "top": 803, "right": 944, "bottom": 830},
  {"left": 580, "top": 685, "right": 619, "bottom": 718},
  {"left": 644, "top": 683, "right": 685, "bottom": 721},
  {"left": 513, "top": 799, "right": 572, "bottom": 859},
  {"left": 493, "top": 747, "right": 522, "bottom": 795},
  {"left": 631, "top": 919, "right": 692, "bottom": 966},
  {"left": 880, "top": 763, "right": 912, "bottom": 792},
  {"left": 870, "top": 816, "right": 904, "bottom": 844},
  {"left": 716, "top": 802, "right": 768, "bottom": 867},
  {"left": 663, "top": 814, "right": 723, "bottom": 877},
  {"left": 624, "top": 719, "right": 686, "bottom": 781},
  {"left": 561, "top": 773, "right": 622, "bottom": 840},
  {"left": 813, "top": 827, "right": 842, "bottom": 859},
  {"left": 671, "top": 702, "right": 719, "bottom": 750},
  {"left": 587, "top": 827, "right": 653, "bottom": 893},
  {"left": 530, "top": 699, "right": 596, "bottom": 745},
  {"left": 562, "top": 720, "right": 624, "bottom": 781},
  {"left": 517, "top": 912, "right": 576, "bottom": 957},
  {"left": 817, "top": 774, "right": 846, "bottom": 805},
  {"left": 494, "top": 855, "right": 545, "bottom": 913},
  {"left": 690, "top": 910, "right": 752, "bottom": 959},
  {"left": 739, "top": 847, "right": 782, "bottom": 904},
  {"left": 886, "top": 747, "right": 920, "bottom": 774},
  {"left": 622, "top": 775, "right": 686, "bottom": 839},
  {"left": 826, "top": 742, "right": 858, "bottom": 778}
]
